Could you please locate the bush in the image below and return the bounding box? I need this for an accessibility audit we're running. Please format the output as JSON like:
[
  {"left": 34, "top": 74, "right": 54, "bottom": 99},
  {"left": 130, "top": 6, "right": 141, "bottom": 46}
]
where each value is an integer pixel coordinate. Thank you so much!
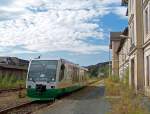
[{"left": 0, "top": 75, "right": 25, "bottom": 89}]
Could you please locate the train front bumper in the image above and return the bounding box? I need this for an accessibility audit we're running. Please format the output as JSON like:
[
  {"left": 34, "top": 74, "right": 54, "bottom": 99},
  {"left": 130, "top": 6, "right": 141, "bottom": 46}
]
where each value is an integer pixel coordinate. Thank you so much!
[{"left": 27, "top": 88, "right": 62, "bottom": 100}]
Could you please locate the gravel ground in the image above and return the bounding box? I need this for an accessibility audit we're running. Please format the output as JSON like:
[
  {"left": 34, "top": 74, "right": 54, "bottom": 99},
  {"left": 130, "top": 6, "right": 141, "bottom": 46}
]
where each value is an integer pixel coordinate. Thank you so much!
[
  {"left": 0, "top": 90, "right": 30, "bottom": 111},
  {"left": 34, "top": 81, "right": 111, "bottom": 114}
]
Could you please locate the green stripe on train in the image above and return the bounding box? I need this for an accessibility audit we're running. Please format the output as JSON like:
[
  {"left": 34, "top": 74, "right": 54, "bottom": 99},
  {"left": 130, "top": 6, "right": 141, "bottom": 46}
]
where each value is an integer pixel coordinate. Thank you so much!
[{"left": 27, "top": 85, "right": 83, "bottom": 100}]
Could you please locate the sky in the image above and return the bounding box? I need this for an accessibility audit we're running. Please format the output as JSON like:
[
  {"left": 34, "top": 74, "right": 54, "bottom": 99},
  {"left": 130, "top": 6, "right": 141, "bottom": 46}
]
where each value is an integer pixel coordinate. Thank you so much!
[{"left": 0, "top": 0, "right": 127, "bottom": 66}]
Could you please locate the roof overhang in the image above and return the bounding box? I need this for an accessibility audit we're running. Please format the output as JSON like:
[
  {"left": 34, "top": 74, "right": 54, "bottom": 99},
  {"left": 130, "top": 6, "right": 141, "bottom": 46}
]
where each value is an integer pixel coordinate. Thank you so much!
[
  {"left": 109, "top": 32, "right": 122, "bottom": 49},
  {"left": 122, "top": 27, "right": 128, "bottom": 36}
]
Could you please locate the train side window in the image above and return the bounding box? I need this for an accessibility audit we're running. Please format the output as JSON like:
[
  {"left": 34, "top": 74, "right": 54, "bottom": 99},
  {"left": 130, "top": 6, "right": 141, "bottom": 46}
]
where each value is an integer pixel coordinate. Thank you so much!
[{"left": 59, "top": 64, "right": 65, "bottom": 81}]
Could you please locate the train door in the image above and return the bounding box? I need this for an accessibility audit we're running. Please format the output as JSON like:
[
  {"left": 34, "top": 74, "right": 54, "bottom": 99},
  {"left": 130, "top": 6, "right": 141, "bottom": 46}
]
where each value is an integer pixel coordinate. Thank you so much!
[{"left": 59, "top": 64, "right": 65, "bottom": 81}]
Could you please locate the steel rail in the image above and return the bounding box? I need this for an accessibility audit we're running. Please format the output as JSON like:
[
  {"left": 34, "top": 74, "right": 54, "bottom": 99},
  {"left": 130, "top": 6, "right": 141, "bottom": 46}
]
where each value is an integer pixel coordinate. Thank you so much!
[
  {"left": 0, "top": 88, "right": 25, "bottom": 94},
  {"left": 0, "top": 101, "right": 36, "bottom": 114}
]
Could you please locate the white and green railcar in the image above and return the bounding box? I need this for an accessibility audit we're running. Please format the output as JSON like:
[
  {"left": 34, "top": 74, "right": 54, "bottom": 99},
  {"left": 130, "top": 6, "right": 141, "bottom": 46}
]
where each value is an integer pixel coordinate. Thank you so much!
[{"left": 26, "top": 59, "right": 88, "bottom": 100}]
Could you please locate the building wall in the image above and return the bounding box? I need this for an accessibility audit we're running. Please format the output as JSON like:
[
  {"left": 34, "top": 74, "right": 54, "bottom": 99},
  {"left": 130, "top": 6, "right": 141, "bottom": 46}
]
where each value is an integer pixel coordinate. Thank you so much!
[
  {"left": 143, "top": 0, "right": 150, "bottom": 96},
  {"left": 112, "top": 41, "right": 120, "bottom": 76},
  {"left": 128, "top": 0, "right": 144, "bottom": 90},
  {"left": 118, "top": 38, "right": 130, "bottom": 80},
  {"left": 118, "top": 0, "right": 150, "bottom": 92}
]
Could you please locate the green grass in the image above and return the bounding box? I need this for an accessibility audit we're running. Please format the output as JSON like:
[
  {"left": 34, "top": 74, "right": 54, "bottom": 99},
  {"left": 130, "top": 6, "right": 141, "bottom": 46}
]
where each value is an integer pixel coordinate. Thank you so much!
[{"left": 0, "top": 75, "right": 25, "bottom": 89}]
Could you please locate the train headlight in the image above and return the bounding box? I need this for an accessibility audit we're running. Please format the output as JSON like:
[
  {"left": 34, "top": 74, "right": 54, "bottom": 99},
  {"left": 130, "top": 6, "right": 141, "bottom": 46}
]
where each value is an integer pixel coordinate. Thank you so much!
[
  {"left": 29, "top": 78, "right": 33, "bottom": 81},
  {"left": 52, "top": 78, "right": 55, "bottom": 81}
]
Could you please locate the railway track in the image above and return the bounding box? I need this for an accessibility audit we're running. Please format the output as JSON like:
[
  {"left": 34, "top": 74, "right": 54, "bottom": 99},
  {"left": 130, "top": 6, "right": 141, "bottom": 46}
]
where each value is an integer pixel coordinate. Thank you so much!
[
  {"left": 0, "top": 80, "right": 100, "bottom": 114},
  {"left": 0, "top": 100, "right": 53, "bottom": 114},
  {"left": 0, "top": 88, "right": 25, "bottom": 94}
]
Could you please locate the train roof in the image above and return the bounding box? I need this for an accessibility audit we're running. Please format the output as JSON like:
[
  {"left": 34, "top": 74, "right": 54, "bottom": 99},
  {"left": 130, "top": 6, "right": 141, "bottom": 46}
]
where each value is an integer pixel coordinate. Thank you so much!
[
  {"left": 31, "top": 57, "right": 61, "bottom": 61},
  {"left": 30, "top": 58, "right": 87, "bottom": 71},
  {"left": 31, "top": 58, "right": 75, "bottom": 64},
  {"left": 31, "top": 58, "right": 77, "bottom": 65}
]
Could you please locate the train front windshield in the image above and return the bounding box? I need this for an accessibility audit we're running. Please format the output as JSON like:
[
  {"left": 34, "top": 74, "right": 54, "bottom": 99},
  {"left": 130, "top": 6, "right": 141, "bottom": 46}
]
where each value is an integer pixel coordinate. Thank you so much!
[{"left": 28, "top": 60, "right": 58, "bottom": 82}]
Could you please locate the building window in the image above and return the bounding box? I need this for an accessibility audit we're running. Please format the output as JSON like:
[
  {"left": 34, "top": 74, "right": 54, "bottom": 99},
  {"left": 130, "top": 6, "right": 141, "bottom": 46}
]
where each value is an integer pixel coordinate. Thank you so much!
[
  {"left": 146, "top": 56, "right": 150, "bottom": 86},
  {"left": 145, "top": 8, "right": 149, "bottom": 35},
  {"left": 131, "top": 58, "right": 135, "bottom": 88},
  {"left": 129, "top": 0, "right": 134, "bottom": 14},
  {"left": 129, "top": 0, "right": 131, "bottom": 13},
  {"left": 130, "top": 22, "right": 135, "bottom": 45}
]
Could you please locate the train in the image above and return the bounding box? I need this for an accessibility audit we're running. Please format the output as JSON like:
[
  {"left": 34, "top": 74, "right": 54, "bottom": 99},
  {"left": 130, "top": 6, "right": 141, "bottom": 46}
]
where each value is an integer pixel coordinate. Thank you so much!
[{"left": 26, "top": 58, "right": 88, "bottom": 100}]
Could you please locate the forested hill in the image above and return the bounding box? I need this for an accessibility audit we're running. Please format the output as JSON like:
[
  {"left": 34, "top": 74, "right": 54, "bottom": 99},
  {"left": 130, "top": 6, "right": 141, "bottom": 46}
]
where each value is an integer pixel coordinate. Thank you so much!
[{"left": 85, "top": 61, "right": 112, "bottom": 77}]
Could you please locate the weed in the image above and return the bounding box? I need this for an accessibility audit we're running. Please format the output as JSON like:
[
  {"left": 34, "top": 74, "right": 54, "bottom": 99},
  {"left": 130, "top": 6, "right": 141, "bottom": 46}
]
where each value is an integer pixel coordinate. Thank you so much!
[
  {"left": 105, "top": 76, "right": 121, "bottom": 96},
  {"left": 105, "top": 75, "right": 149, "bottom": 114}
]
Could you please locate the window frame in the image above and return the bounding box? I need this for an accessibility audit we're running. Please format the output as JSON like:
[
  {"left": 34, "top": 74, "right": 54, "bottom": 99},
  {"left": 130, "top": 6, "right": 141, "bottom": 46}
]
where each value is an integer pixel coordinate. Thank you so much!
[
  {"left": 130, "top": 21, "right": 135, "bottom": 46},
  {"left": 144, "top": 2, "right": 150, "bottom": 39},
  {"left": 129, "top": 0, "right": 134, "bottom": 15},
  {"left": 146, "top": 55, "right": 150, "bottom": 86}
]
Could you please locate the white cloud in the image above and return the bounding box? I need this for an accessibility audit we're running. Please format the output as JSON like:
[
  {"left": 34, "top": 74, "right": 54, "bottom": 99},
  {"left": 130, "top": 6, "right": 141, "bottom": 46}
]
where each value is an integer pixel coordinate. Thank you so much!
[
  {"left": 0, "top": 0, "right": 125, "bottom": 55},
  {"left": 113, "top": 6, "right": 127, "bottom": 19},
  {"left": 101, "top": 0, "right": 121, "bottom": 5}
]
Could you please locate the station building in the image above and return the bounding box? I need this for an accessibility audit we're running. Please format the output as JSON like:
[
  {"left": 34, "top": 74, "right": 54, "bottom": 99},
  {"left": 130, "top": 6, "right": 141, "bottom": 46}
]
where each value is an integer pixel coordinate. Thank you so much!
[
  {"left": 143, "top": 0, "right": 150, "bottom": 96},
  {"left": 109, "top": 28, "right": 130, "bottom": 80},
  {"left": 110, "top": 0, "right": 150, "bottom": 94}
]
